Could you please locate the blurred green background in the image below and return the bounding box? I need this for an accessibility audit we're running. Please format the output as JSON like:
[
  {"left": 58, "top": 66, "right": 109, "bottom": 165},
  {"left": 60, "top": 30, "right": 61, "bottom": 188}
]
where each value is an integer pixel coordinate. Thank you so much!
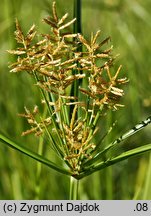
[{"left": 0, "top": 0, "right": 151, "bottom": 199}]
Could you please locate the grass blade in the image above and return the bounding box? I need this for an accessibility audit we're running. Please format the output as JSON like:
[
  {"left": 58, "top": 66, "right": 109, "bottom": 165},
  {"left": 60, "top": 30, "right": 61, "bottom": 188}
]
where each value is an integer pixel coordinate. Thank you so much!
[
  {"left": 0, "top": 133, "right": 72, "bottom": 176},
  {"left": 82, "top": 116, "right": 151, "bottom": 167},
  {"left": 78, "top": 143, "right": 151, "bottom": 179}
]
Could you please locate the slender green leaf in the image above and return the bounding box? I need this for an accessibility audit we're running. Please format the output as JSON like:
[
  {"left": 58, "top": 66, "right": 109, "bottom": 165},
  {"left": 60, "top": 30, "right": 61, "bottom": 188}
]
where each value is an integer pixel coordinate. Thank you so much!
[
  {"left": 82, "top": 116, "right": 151, "bottom": 167},
  {"left": 77, "top": 143, "right": 151, "bottom": 179},
  {"left": 0, "top": 133, "right": 72, "bottom": 176}
]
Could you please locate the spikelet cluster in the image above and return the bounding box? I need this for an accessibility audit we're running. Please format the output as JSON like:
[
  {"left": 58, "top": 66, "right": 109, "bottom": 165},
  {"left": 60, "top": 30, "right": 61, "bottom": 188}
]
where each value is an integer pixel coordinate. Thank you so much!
[{"left": 8, "top": 2, "right": 128, "bottom": 173}]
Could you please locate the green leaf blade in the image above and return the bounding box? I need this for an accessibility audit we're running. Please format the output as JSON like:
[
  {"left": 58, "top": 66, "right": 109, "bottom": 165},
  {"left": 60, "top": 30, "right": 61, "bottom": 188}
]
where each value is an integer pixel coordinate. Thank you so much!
[
  {"left": 77, "top": 143, "right": 151, "bottom": 179},
  {"left": 82, "top": 116, "right": 151, "bottom": 168},
  {"left": 0, "top": 133, "right": 72, "bottom": 176}
]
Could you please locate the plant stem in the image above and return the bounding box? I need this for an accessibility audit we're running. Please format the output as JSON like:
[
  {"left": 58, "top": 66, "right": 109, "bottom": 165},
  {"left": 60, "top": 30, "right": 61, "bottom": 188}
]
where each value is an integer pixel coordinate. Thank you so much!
[
  {"left": 70, "top": 0, "right": 83, "bottom": 122},
  {"left": 68, "top": 0, "right": 82, "bottom": 200},
  {"left": 70, "top": 0, "right": 82, "bottom": 117},
  {"left": 74, "top": 0, "right": 82, "bottom": 34},
  {"left": 69, "top": 176, "right": 79, "bottom": 200}
]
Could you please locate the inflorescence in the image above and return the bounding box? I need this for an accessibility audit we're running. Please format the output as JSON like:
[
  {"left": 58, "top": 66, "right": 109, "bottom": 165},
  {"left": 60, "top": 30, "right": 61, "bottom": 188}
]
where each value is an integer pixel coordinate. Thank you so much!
[{"left": 8, "top": 2, "right": 128, "bottom": 174}]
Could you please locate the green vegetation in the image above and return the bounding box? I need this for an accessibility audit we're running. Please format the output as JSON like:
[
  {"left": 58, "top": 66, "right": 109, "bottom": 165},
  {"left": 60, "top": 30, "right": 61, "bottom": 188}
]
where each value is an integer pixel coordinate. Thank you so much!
[{"left": 0, "top": 0, "right": 151, "bottom": 199}]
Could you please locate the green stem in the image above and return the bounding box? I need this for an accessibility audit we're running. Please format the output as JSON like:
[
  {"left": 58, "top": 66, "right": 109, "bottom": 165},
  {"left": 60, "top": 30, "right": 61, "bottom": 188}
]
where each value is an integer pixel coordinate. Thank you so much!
[
  {"left": 69, "top": 176, "right": 79, "bottom": 200},
  {"left": 70, "top": 0, "right": 82, "bottom": 119},
  {"left": 74, "top": 0, "right": 82, "bottom": 34},
  {"left": 68, "top": 0, "right": 82, "bottom": 200}
]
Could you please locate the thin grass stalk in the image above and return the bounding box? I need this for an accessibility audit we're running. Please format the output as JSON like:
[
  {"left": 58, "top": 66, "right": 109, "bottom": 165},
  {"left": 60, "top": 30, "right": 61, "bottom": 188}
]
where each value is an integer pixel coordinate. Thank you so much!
[
  {"left": 69, "top": 176, "right": 79, "bottom": 200},
  {"left": 61, "top": 97, "right": 69, "bottom": 125},
  {"left": 70, "top": 0, "right": 82, "bottom": 119},
  {"left": 74, "top": 0, "right": 82, "bottom": 34},
  {"left": 68, "top": 0, "right": 82, "bottom": 199}
]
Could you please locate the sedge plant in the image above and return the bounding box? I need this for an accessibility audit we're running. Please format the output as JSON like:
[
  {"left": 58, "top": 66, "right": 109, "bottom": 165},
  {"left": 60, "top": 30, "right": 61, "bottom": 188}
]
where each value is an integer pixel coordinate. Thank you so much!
[{"left": 0, "top": 1, "right": 151, "bottom": 199}]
